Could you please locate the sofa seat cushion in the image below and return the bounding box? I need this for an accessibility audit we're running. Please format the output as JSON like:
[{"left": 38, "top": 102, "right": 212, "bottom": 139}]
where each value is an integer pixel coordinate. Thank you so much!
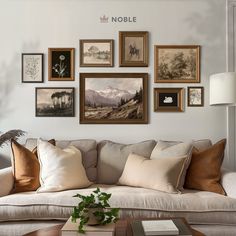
[{"left": 0, "top": 185, "right": 236, "bottom": 225}]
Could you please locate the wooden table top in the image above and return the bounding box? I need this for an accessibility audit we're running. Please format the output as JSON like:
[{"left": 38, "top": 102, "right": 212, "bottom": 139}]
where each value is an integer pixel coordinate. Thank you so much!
[{"left": 23, "top": 218, "right": 205, "bottom": 236}]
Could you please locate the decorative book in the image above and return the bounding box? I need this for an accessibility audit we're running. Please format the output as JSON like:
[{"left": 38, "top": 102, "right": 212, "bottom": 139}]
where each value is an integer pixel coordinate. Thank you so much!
[{"left": 61, "top": 217, "right": 115, "bottom": 236}]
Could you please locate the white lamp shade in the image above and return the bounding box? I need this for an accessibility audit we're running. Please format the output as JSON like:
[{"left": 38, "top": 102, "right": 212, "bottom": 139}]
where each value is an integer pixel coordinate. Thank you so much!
[{"left": 210, "top": 72, "right": 236, "bottom": 105}]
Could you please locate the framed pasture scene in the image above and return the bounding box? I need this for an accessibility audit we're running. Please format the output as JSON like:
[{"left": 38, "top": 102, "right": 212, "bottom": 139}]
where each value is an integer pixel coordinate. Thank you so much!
[
  {"left": 80, "top": 73, "right": 148, "bottom": 124},
  {"left": 35, "top": 87, "right": 75, "bottom": 117},
  {"left": 80, "top": 39, "right": 114, "bottom": 67},
  {"left": 154, "top": 45, "right": 200, "bottom": 83},
  {"left": 119, "top": 31, "right": 149, "bottom": 67}
]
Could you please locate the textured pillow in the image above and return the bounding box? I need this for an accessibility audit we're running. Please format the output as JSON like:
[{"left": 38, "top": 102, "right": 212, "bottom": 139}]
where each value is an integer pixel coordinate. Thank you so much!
[
  {"left": 185, "top": 139, "right": 226, "bottom": 195},
  {"left": 150, "top": 140, "right": 193, "bottom": 190},
  {"left": 97, "top": 140, "right": 156, "bottom": 184},
  {"left": 118, "top": 153, "right": 186, "bottom": 193},
  {"left": 37, "top": 139, "right": 92, "bottom": 192},
  {"left": 11, "top": 139, "right": 55, "bottom": 193}
]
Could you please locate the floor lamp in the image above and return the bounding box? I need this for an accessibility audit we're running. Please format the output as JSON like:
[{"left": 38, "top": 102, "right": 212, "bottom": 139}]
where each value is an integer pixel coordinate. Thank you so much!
[{"left": 210, "top": 72, "right": 236, "bottom": 170}]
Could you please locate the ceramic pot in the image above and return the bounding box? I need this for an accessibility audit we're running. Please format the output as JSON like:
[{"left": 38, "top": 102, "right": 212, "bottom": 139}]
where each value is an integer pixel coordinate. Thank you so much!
[{"left": 85, "top": 208, "right": 103, "bottom": 225}]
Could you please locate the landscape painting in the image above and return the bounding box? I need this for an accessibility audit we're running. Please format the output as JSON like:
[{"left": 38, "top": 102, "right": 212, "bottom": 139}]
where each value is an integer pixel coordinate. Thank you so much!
[
  {"left": 80, "top": 73, "right": 148, "bottom": 124},
  {"left": 119, "top": 31, "right": 148, "bottom": 67},
  {"left": 80, "top": 40, "right": 114, "bottom": 67},
  {"left": 48, "top": 48, "right": 74, "bottom": 81},
  {"left": 155, "top": 45, "right": 200, "bottom": 83},
  {"left": 36, "top": 87, "right": 74, "bottom": 117}
]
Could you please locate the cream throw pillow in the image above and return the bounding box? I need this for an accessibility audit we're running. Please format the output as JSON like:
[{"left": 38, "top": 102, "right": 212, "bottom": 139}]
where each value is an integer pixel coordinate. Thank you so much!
[
  {"left": 150, "top": 141, "right": 193, "bottom": 190},
  {"left": 118, "top": 153, "right": 186, "bottom": 194},
  {"left": 37, "top": 139, "right": 92, "bottom": 193}
]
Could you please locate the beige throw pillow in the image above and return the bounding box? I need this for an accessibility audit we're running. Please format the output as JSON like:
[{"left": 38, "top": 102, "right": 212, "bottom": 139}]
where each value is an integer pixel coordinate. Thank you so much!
[
  {"left": 150, "top": 141, "right": 193, "bottom": 190},
  {"left": 118, "top": 153, "right": 186, "bottom": 194},
  {"left": 37, "top": 139, "right": 92, "bottom": 193}
]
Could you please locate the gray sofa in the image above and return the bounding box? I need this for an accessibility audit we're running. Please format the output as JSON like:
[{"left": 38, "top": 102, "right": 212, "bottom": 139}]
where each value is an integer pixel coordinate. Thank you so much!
[{"left": 0, "top": 138, "right": 236, "bottom": 236}]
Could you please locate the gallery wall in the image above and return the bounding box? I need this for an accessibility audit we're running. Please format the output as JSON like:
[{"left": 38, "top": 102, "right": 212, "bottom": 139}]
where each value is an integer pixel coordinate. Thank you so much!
[{"left": 0, "top": 0, "right": 228, "bottom": 166}]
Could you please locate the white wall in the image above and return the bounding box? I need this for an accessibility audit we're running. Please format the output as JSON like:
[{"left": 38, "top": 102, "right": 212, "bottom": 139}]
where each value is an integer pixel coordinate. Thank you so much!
[{"left": 0, "top": 0, "right": 227, "bottom": 166}]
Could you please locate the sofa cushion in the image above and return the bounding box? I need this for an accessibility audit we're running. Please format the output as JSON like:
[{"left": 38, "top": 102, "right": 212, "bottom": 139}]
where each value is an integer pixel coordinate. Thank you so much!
[
  {"left": 97, "top": 140, "right": 156, "bottom": 184},
  {"left": 25, "top": 138, "right": 97, "bottom": 182},
  {"left": 0, "top": 185, "right": 236, "bottom": 226}
]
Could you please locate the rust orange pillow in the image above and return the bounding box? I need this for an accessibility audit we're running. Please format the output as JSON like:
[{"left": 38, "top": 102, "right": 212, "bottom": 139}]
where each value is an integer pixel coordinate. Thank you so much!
[
  {"left": 11, "top": 139, "right": 55, "bottom": 193},
  {"left": 184, "top": 139, "right": 226, "bottom": 195}
]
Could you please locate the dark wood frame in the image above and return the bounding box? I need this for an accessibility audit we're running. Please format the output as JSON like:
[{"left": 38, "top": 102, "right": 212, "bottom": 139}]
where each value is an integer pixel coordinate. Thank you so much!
[
  {"left": 154, "top": 45, "right": 200, "bottom": 83},
  {"left": 154, "top": 87, "right": 184, "bottom": 112},
  {"left": 35, "top": 87, "right": 75, "bottom": 117},
  {"left": 80, "top": 39, "right": 114, "bottom": 67},
  {"left": 119, "top": 31, "right": 149, "bottom": 67},
  {"left": 80, "top": 73, "right": 148, "bottom": 124},
  {"left": 188, "top": 86, "right": 204, "bottom": 107},
  {"left": 22, "top": 53, "right": 43, "bottom": 83},
  {"left": 48, "top": 48, "right": 75, "bottom": 81}
]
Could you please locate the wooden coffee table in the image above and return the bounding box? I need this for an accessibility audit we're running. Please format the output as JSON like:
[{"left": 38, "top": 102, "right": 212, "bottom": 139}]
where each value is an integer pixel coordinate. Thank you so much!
[{"left": 23, "top": 218, "right": 205, "bottom": 236}]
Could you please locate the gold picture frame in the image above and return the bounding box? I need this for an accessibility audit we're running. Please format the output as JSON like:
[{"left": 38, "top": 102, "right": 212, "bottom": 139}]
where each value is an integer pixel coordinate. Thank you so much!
[
  {"left": 154, "top": 45, "right": 200, "bottom": 83},
  {"left": 154, "top": 88, "right": 184, "bottom": 112},
  {"left": 119, "top": 31, "right": 149, "bottom": 67},
  {"left": 48, "top": 48, "right": 75, "bottom": 81}
]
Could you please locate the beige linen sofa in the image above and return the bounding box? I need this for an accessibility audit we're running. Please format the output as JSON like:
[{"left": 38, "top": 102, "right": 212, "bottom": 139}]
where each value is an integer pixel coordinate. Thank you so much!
[{"left": 0, "top": 138, "right": 236, "bottom": 236}]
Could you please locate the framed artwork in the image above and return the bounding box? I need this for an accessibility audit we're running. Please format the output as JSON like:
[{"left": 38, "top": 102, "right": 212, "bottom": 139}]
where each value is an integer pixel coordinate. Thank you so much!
[
  {"left": 154, "top": 45, "right": 200, "bottom": 83},
  {"left": 48, "top": 48, "right": 74, "bottom": 81},
  {"left": 119, "top": 31, "right": 149, "bottom": 67},
  {"left": 35, "top": 87, "right": 75, "bottom": 117},
  {"left": 188, "top": 86, "right": 204, "bottom": 107},
  {"left": 80, "top": 73, "right": 148, "bottom": 124},
  {"left": 154, "top": 88, "right": 184, "bottom": 112},
  {"left": 22, "top": 53, "right": 43, "bottom": 83},
  {"left": 80, "top": 39, "right": 114, "bottom": 67}
]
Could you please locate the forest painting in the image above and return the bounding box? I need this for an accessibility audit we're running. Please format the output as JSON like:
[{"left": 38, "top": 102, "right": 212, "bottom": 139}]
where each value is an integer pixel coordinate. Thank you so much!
[
  {"left": 36, "top": 88, "right": 74, "bottom": 117},
  {"left": 155, "top": 45, "right": 200, "bottom": 83},
  {"left": 80, "top": 73, "right": 148, "bottom": 124}
]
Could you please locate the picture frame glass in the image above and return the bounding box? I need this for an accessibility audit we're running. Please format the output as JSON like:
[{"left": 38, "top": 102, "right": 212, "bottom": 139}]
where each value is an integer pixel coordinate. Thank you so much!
[{"left": 159, "top": 92, "right": 178, "bottom": 107}]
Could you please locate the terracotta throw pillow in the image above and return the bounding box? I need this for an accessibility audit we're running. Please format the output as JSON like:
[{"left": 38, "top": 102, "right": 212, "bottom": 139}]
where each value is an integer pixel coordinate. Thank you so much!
[
  {"left": 11, "top": 139, "right": 55, "bottom": 193},
  {"left": 184, "top": 139, "right": 226, "bottom": 195}
]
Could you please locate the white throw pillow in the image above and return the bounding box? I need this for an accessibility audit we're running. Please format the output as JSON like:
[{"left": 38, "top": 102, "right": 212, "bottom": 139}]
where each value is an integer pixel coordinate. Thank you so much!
[
  {"left": 118, "top": 153, "right": 186, "bottom": 194},
  {"left": 150, "top": 140, "right": 193, "bottom": 190},
  {"left": 37, "top": 139, "right": 92, "bottom": 193}
]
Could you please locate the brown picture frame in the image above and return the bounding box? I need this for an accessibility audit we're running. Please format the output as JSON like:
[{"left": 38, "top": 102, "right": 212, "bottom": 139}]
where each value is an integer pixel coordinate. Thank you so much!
[
  {"left": 48, "top": 48, "right": 75, "bottom": 81},
  {"left": 35, "top": 87, "right": 75, "bottom": 117},
  {"left": 119, "top": 31, "right": 149, "bottom": 67},
  {"left": 154, "top": 88, "right": 184, "bottom": 112},
  {"left": 187, "top": 86, "right": 204, "bottom": 107},
  {"left": 80, "top": 73, "right": 148, "bottom": 124},
  {"left": 80, "top": 39, "right": 114, "bottom": 67},
  {"left": 154, "top": 45, "right": 200, "bottom": 83}
]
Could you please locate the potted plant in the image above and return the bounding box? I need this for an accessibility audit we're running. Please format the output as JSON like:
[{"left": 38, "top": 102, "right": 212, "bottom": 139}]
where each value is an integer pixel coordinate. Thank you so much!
[{"left": 71, "top": 188, "right": 119, "bottom": 233}]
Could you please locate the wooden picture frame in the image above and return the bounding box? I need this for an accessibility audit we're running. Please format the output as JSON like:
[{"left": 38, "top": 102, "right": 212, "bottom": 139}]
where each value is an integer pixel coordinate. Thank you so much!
[
  {"left": 119, "top": 31, "right": 149, "bottom": 67},
  {"left": 22, "top": 53, "right": 43, "bottom": 83},
  {"left": 154, "top": 88, "right": 184, "bottom": 112},
  {"left": 80, "top": 73, "right": 148, "bottom": 124},
  {"left": 35, "top": 87, "right": 75, "bottom": 117},
  {"left": 154, "top": 45, "right": 200, "bottom": 83},
  {"left": 188, "top": 86, "right": 204, "bottom": 107},
  {"left": 80, "top": 39, "right": 114, "bottom": 67},
  {"left": 48, "top": 48, "right": 74, "bottom": 81}
]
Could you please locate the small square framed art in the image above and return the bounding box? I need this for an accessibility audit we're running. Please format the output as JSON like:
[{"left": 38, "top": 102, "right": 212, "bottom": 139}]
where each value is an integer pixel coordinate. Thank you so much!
[{"left": 188, "top": 86, "right": 204, "bottom": 107}]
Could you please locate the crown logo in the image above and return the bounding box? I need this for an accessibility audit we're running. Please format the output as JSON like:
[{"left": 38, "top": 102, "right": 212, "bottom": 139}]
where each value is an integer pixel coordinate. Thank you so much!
[{"left": 100, "top": 15, "right": 109, "bottom": 23}]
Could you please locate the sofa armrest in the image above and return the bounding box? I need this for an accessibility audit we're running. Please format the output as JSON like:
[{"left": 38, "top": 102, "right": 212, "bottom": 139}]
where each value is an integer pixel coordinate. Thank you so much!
[
  {"left": 221, "top": 168, "right": 236, "bottom": 198},
  {"left": 0, "top": 167, "right": 14, "bottom": 197}
]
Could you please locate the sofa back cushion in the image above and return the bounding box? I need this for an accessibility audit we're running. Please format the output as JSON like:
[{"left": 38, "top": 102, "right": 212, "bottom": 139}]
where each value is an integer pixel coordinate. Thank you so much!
[
  {"left": 25, "top": 138, "right": 97, "bottom": 182},
  {"left": 97, "top": 140, "right": 156, "bottom": 184}
]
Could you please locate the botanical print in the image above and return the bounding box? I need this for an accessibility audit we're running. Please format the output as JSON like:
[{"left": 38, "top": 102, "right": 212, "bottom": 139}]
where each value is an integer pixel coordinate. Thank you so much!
[
  {"left": 36, "top": 88, "right": 74, "bottom": 117},
  {"left": 125, "top": 36, "right": 144, "bottom": 61},
  {"left": 84, "top": 78, "right": 143, "bottom": 120},
  {"left": 188, "top": 87, "right": 203, "bottom": 106},
  {"left": 155, "top": 46, "right": 200, "bottom": 82},
  {"left": 22, "top": 54, "right": 43, "bottom": 82},
  {"left": 83, "top": 42, "right": 111, "bottom": 64},
  {"left": 51, "top": 51, "right": 71, "bottom": 78}
]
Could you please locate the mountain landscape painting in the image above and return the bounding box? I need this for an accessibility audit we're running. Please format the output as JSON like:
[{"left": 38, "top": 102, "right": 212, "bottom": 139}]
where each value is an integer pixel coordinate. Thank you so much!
[{"left": 80, "top": 73, "right": 148, "bottom": 124}]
